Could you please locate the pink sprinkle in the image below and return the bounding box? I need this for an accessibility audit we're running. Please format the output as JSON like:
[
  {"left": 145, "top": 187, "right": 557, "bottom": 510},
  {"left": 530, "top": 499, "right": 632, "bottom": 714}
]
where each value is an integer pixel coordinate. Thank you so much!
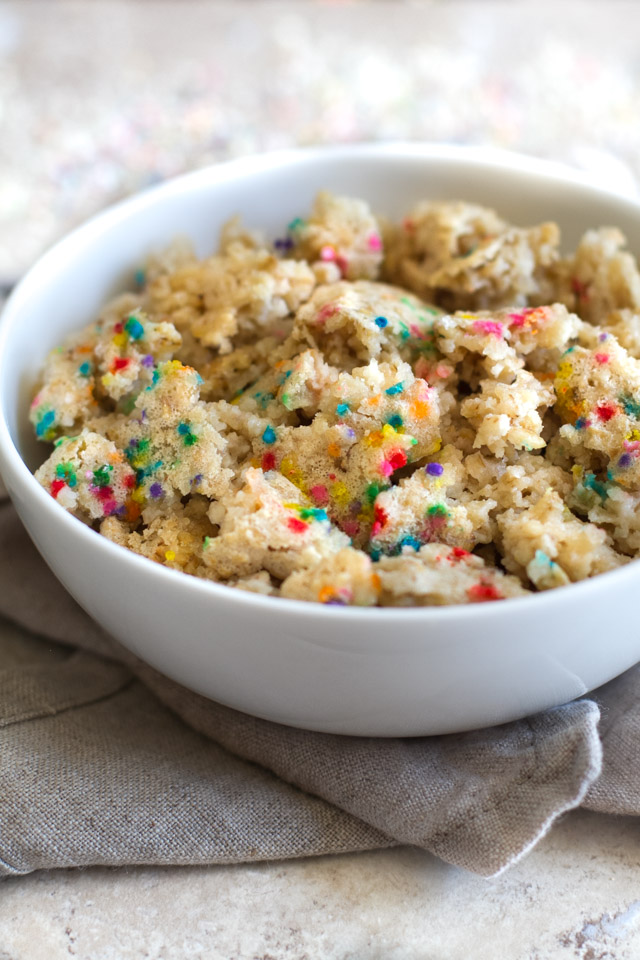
[
  {"left": 379, "top": 460, "right": 394, "bottom": 477},
  {"left": 368, "top": 233, "right": 382, "bottom": 252},
  {"left": 316, "top": 303, "right": 338, "bottom": 324},
  {"left": 341, "top": 519, "right": 360, "bottom": 538},
  {"left": 310, "top": 484, "right": 329, "bottom": 505},
  {"left": 320, "top": 245, "right": 336, "bottom": 261},
  {"left": 624, "top": 440, "right": 640, "bottom": 452},
  {"left": 336, "top": 255, "right": 349, "bottom": 275},
  {"left": 508, "top": 311, "right": 526, "bottom": 327},
  {"left": 436, "top": 364, "right": 451, "bottom": 379},
  {"left": 103, "top": 499, "right": 117, "bottom": 516},
  {"left": 472, "top": 319, "right": 504, "bottom": 337},
  {"left": 30, "top": 393, "right": 41, "bottom": 408},
  {"left": 594, "top": 353, "right": 610, "bottom": 365}
]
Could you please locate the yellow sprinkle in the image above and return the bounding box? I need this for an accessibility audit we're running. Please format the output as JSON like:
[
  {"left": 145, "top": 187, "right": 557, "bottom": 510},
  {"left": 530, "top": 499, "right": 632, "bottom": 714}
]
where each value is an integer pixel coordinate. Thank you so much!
[
  {"left": 331, "top": 481, "right": 351, "bottom": 507},
  {"left": 112, "top": 332, "right": 128, "bottom": 348},
  {"left": 556, "top": 361, "right": 573, "bottom": 381},
  {"left": 165, "top": 550, "right": 176, "bottom": 562},
  {"left": 131, "top": 487, "right": 146, "bottom": 505}
]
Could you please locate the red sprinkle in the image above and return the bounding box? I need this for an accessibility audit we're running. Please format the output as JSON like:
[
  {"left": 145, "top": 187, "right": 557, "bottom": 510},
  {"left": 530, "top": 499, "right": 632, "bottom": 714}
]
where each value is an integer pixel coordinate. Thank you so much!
[
  {"left": 261, "top": 452, "right": 276, "bottom": 471},
  {"left": 371, "top": 504, "right": 389, "bottom": 537},
  {"left": 595, "top": 402, "right": 618, "bottom": 422},
  {"left": 112, "top": 357, "right": 131, "bottom": 372},
  {"left": 50, "top": 479, "right": 66, "bottom": 499},
  {"left": 388, "top": 450, "right": 407, "bottom": 471},
  {"left": 594, "top": 353, "right": 610, "bottom": 365},
  {"left": 113, "top": 322, "right": 124, "bottom": 333},
  {"left": 451, "top": 547, "right": 471, "bottom": 560},
  {"left": 94, "top": 485, "right": 114, "bottom": 502},
  {"left": 467, "top": 581, "right": 504, "bottom": 602},
  {"left": 287, "top": 516, "right": 308, "bottom": 534}
]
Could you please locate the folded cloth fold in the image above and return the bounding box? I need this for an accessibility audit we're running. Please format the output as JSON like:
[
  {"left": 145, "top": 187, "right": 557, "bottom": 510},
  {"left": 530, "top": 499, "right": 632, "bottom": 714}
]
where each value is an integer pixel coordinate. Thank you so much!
[{"left": 0, "top": 495, "right": 636, "bottom": 879}]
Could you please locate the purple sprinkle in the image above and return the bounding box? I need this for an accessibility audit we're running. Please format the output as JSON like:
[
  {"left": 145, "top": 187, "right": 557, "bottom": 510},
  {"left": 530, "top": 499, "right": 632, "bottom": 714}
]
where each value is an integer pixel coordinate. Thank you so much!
[
  {"left": 115, "top": 504, "right": 127, "bottom": 516},
  {"left": 599, "top": 332, "right": 608, "bottom": 342},
  {"left": 618, "top": 453, "right": 632, "bottom": 468},
  {"left": 142, "top": 354, "right": 155, "bottom": 367},
  {"left": 192, "top": 474, "right": 203, "bottom": 486},
  {"left": 350, "top": 500, "right": 362, "bottom": 514},
  {"left": 426, "top": 462, "right": 444, "bottom": 476},
  {"left": 149, "top": 482, "right": 163, "bottom": 499},
  {"left": 274, "top": 237, "right": 294, "bottom": 252},
  {"left": 325, "top": 598, "right": 347, "bottom": 605},
  {"left": 345, "top": 428, "right": 357, "bottom": 439},
  {"left": 141, "top": 410, "right": 147, "bottom": 421}
]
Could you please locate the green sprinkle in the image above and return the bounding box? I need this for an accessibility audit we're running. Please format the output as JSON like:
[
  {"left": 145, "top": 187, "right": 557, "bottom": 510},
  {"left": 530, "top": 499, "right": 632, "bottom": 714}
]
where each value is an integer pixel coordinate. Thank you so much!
[
  {"left": 177, "top": 422, "right": 198, "bottom": 446},
  {"left": 427, "top": 503, "right": 448, "bottom": 517},
  {"left": 55, "top": 462, "right": 77, "bottom": 487},
  {"left": 365, "top": 482, "right": 388, "bottom": 504},
  {"left": 93, "top": 464, "right": 113, "bottom": 488},
  {"left": 287, "top": 217, "right": 306, "bottom": 232}
]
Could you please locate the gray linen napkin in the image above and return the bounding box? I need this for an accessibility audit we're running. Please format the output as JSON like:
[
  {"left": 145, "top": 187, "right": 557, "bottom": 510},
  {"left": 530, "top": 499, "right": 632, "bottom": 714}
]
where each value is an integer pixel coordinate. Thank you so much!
[{"left": 1, "top": 494, "right": 635, "bottom": 879}]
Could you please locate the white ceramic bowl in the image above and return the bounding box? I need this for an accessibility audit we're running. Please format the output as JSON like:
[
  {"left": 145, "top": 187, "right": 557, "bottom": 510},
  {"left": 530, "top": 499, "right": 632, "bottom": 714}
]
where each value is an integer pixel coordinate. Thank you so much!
[{"left": 2, "top": 144, "right": 640, "bottom": 737}]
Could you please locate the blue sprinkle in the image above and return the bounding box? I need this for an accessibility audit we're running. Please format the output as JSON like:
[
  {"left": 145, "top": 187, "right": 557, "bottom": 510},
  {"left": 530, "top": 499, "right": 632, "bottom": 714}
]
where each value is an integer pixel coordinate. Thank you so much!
[
  {"left": 125, "top": 316, "right": 144, "bottom": 340},
  {"left": 78, "top": 361, "right": 91, "bottom": 377},
  {"left": 336, "top": 403, "right": 350, "bottom": 417},
  {"left": 374, "top": 316, "right": 388, "bottom": 328},
  {"left": 36, "top": 409, "right": 56, "bottom": 437},
  {"left": 262, "top": 425, "right": 277, "bottom": 444},
  {"left": 385, "top": 382, "right": 404, "bottom": 396},
  {"left": 387, "top": 414, "right": 403, "bottom": 429},
  {"left": 399, "top": 536, "right": 421, "bottom": 552}
]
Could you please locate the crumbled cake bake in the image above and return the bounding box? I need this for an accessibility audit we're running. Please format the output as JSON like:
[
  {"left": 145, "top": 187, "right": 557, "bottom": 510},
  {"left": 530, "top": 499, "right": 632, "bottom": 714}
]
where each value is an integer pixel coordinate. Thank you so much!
[{"left": 31, "top": 189, "right": 640, "bottom": 606}]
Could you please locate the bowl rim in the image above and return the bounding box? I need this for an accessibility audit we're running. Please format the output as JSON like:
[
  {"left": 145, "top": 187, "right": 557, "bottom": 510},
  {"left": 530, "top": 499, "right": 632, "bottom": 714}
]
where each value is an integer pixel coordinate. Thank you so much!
[{"left": 2, "top": 140, "right": 640, "bottom": 624}]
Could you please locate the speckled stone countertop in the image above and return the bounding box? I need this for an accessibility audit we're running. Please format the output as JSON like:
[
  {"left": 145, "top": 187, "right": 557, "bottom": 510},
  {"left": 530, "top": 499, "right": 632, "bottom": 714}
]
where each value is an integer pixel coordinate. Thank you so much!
[{"left": 2, "top": 2, "right": 640, "bottom": 957}]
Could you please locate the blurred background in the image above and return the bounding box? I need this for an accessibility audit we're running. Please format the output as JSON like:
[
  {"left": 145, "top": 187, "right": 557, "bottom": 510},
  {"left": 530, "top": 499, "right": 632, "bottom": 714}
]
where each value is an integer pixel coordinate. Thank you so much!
[{"left": 1, "top": 0, "right": 639, "bottom": 285}]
